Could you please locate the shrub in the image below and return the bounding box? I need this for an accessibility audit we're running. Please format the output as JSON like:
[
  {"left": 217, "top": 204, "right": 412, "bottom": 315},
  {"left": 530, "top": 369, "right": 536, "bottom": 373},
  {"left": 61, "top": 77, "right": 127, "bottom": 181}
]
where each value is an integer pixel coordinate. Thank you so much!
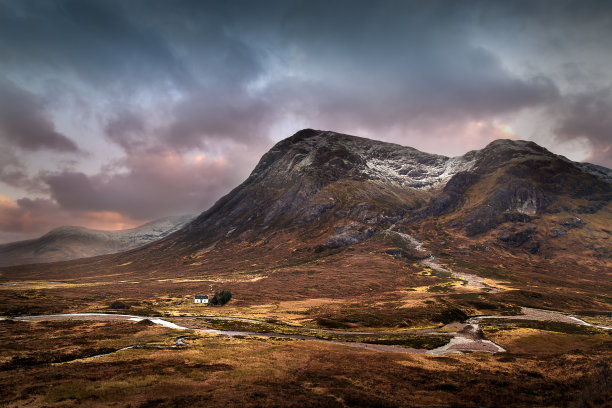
[
  {"left": 108, "top": 300, "right": 130, "bottom": 310},
  {"left": 210, "top": 290, "right": 232, "bottom": 306},
  {"left": 435, "top": 307, "right": 468, "bottom": 324},
  {"left": 315, "top": 317, "right": 351, "bottom": 329}
]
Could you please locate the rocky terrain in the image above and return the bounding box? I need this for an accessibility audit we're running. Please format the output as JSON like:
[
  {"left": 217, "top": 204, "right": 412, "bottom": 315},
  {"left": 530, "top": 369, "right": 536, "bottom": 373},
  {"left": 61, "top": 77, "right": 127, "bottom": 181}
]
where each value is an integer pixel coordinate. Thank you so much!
[{"left": 0, "top": 215, "right": 195, "bottom": 266}]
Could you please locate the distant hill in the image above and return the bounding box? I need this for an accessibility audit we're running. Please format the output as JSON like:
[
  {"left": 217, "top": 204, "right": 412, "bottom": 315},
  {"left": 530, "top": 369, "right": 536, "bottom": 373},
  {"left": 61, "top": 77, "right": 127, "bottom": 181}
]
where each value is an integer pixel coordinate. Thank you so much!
[{"left": 0, "top": 215, "right": 195, "bottom": 266}]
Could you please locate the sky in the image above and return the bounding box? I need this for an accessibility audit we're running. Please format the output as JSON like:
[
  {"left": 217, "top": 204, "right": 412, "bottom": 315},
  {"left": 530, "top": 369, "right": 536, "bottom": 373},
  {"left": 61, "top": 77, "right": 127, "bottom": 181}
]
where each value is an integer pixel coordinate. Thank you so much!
[{"left": 0, "top": 0, "right": 611, "bottom": 243}]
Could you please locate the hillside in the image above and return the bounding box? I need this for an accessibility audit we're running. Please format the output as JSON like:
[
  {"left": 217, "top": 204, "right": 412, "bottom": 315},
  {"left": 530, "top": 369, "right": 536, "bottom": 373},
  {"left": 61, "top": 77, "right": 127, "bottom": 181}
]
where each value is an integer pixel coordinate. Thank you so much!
[
  {"left": 1, "top": 130, "right": 610, "bottom": 319},
  {"left": 0, "top": 215, "right": 195, "bottom": 266},
  {"left": 160, "top": 129, "right": 611, "bottom": 259}
]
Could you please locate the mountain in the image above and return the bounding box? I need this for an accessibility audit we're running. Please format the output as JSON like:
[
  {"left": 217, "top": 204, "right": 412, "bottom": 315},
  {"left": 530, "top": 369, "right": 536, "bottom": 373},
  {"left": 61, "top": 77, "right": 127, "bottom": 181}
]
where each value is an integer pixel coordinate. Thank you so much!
[
  {"left": 168, "top": 129, "right": 470, "bottom": 250},
  {"left": 0, "top": 215, "right": 195, "bottom": 267},
  {"left": 2, "top": 130, "right": 610, "bottom": 316},
  {"left": 159, "top": 129, "right": 610, "bottom": 256}
]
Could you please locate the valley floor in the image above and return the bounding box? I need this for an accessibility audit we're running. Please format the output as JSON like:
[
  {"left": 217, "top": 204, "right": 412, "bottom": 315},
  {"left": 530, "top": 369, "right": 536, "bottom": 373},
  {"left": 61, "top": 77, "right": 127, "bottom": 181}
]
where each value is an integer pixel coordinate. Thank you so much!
[
  {"left": 0, "top": 307, "right": 611, "bottom": 407},
  {"left": 1, "top": 228, "right": 611, "bottom": 407}
]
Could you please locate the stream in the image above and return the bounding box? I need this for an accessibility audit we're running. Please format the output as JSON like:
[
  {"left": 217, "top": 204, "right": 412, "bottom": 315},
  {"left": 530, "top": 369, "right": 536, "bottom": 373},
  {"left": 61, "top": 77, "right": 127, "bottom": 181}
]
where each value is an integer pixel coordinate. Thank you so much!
[
  {"left": 12, "top": 306, "right": 610, "bottom": 357},
  {"left": 385, "top": 225, "right": 496, "bottom": 292},
  {"left": 13, "top": 312, "right": 507, "bottom": 355},
  {"left": 468, "top": 307, "right": 612, "bottom": 331}
]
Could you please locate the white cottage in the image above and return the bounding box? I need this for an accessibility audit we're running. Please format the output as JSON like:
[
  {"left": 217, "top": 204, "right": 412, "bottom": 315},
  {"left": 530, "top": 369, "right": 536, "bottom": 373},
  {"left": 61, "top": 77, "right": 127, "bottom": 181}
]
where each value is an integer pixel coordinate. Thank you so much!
[{"left": 194, "top": 295, "right": 209, "bottom": 304}]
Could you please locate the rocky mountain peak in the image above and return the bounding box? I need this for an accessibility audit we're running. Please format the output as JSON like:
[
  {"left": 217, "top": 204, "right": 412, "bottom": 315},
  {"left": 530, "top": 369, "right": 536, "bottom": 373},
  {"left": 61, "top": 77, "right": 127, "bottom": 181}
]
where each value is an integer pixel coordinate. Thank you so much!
[
  {"left": 248, "top": 129, "right": 457, "bottom": 189},
  {"left": 180, "top": 130, "right": 611, "bottom": 251},
  {"left": 461, "top": 139, "right": 556, "bottom": 174}
]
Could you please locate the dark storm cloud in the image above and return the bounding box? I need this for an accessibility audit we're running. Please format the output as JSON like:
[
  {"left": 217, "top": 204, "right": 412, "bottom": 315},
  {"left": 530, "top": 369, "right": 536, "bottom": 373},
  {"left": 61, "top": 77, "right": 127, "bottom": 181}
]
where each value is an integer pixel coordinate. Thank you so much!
[
  {"left": 1, "top": 0, "right": 612, "bottom": 241},
  {"left": 0, "top": 0, "right": 571, "bottom": 153},
  {"left": 554, "top": 89, "right": 612, "bottom": 167},
  {"left": 162, "top": 88, "right": 274, "bottom": 151},
  {"left": 0, "top": 77, "right": 79, "bottom": 152},
  {"left": 113, "top": 0, "right": 563, "bottom": 153},
  {"left": 267, "top": 0, "right": 561, "bottom": 131},
  {"left": 0, "top": 0, "right": 190, "bottom": 88},
  {"left": 104, "top": 111, "right": 148, "bottom": 154},
  {"left": 0, "top": 149, "right": 28, "bottom": 188},
  {"left": 0, "top": 149, "right": 46, "bottom": 192},
  {"left": 1, "top": 0, "right": 609, "bottom": 148},
  {"left": 44, "top": 172, "right": 104, "bottom": 212},
  {"left": 44, "top": 151, "right": 244, "bottom": 220}
]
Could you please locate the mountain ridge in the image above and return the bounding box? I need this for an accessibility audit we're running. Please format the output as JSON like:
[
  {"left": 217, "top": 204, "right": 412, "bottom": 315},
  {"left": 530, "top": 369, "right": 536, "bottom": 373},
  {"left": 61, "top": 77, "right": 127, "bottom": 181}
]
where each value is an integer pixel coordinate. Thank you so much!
[
  {"left": 0, "top": 214, "right": 196, "bottom": 267},
  {"left": 165, "top": 129, "right": 609, "bottom": 254}
]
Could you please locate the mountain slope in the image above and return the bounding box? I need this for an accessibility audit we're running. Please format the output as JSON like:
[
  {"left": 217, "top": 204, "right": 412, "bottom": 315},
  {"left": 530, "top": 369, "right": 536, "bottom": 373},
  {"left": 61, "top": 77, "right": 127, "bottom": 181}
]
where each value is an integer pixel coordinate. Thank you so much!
[
  {"left": 159, "top": 130, "right": 610, "bottom": 256},
  {"left": 0, "top": 215, "right": 195, "bottom": 266},
  {"left": 173, "top": 129, "right": 472, "bottom": 250},
  {"left": 1, "top": 130, "right": 610, "bottom": 317}
]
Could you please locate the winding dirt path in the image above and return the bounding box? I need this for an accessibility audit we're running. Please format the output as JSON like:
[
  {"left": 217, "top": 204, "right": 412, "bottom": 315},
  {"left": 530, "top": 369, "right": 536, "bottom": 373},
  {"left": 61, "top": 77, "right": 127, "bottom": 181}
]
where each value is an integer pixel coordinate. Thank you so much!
[{"left": 419, "top": 255, "right": 494, "bottom": 291}]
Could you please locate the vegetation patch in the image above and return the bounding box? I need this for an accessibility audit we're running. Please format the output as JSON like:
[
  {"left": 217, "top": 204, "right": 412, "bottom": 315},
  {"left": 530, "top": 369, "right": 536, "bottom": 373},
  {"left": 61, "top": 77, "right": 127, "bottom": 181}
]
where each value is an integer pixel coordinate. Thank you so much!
[
  {"left": 427, "top": 283, "right": 455, "bottom": 293},
  {"left": 449, "top": 260, "right": 513, "bottom": 280},
  {"left": 315, "top": 317, "right": 351, "bottom": 329},
  {"left": 447, "top": 293, "right": 522, "bottom": 315},
  {"left": 210, "top": 290, "right": 232, "bottom": 306},
  {"left": 480, "top": 319, "right": 611, "bottom": 336},
  {"left": 434, "top": 307, "right": 468, "bottom": 324},
  {"left": 195, "top": 317, "right": 451, "bottom": 349},
  {"left": 358, "top": 335, "right": 450, "bottom": 349},
  {"left": 306, "top": 302, "right": 470, "bottom": 327},
  {"left": 1, "top": 316, "right": 611, "bottom": 407}
]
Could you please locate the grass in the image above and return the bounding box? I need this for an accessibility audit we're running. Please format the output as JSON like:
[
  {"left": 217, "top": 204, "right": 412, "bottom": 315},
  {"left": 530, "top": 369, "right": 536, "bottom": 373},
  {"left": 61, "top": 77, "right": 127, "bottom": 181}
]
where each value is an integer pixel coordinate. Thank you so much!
[
  {"left": 446, "top": 293, "right": 523, "bottom": 316},
  {"left": 426, "top": 284, "right": 455, "bottom": 293},
  {"left": 479, "top": 318, "right": 612, "bottom": 336},
  {"left": 1, "top": 319, "right": 610, "bottom": 407},
  {"left": 0, "top": 319, "right": 179, "bottom": 371},
  {"left": 1, "top": 206, "right": 611, "bottom": 406},
  {"left": 304, "top": 301, "right": 468, "bottom": 328},
  {"left": 190, "top": 318, "right": 451, "bottom": 350},
  {"left": 447, "top": 259, "right": 513, "bottom": 280},
  {"left": 484, "top": 327, "right": 612, "bottom": 355}
]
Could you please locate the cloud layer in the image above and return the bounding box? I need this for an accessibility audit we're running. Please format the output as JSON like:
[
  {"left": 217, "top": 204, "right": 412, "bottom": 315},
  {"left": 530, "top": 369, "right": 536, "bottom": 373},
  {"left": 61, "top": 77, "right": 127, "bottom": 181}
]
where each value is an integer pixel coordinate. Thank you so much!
[
  {"left": 0, "top": 0, "right": 611, "bottom": 242},
  {"left": 0, "top": 77, "right": 79, "bottom": 152}
]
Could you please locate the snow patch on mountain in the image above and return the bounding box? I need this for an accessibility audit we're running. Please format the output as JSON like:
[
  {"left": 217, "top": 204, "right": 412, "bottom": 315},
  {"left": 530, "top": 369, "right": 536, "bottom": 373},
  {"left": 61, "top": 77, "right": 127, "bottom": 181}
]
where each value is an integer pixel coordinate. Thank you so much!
[
  {"left": 0, "top": 214, "right": 196, "bottom": 266},
  {"left": 285, "top": 130, "right": 479, "bottom": 189}
]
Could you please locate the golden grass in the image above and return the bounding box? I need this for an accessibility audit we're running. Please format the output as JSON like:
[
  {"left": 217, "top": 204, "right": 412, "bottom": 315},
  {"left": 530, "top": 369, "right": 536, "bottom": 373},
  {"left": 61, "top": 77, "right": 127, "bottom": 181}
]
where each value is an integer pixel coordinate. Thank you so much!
[
  {"left": 1, "top": 318, "right": 611, "bottom": 407},
  {"left": 487, "top": 327, "right": 612, "bottom": 354}
]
